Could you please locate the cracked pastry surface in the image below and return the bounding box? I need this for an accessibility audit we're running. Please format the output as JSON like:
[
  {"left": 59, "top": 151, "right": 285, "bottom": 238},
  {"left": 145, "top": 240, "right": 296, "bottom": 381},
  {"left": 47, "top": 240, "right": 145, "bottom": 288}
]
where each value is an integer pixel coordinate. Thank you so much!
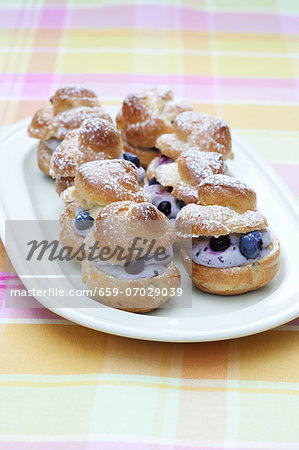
[
  {"left": 116, "top": 86, "right": 192, "bottom": 167},
  {"left": 50, "top": 117, "right": 122, "bottom": 194},
  {"left": 28, "top": 85, "right": 112, "bottom": 140},
  {"left": 156, "top": 110, "right": 232, "bottom": 161}
]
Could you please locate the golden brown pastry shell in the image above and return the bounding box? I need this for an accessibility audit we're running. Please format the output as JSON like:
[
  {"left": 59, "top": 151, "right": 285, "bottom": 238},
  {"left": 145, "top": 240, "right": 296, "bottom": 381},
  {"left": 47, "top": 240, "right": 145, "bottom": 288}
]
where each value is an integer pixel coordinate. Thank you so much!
[
  {"left": 116, "top": 87, "right": 192, "bottom": 150},
  {"left": 176, "top": 205, "right": 268, "bottom": 238},
  {"left": 123, "top": 141, "right": 160, "bottom": 168},
  {"left": 197, "top": 174, "right": 257, "bottom": 213},
  {"left": 89, "top": 201, "right": 175, "bottom": 264},
  {"left": 59, "top": 202, "right": 87, "bottom": 264},
  {"left": 72, "top": 160, "right": 150, "bottom": 211},
  {"left": 37, "top": 141, "right": 52, "bottom": 176}
]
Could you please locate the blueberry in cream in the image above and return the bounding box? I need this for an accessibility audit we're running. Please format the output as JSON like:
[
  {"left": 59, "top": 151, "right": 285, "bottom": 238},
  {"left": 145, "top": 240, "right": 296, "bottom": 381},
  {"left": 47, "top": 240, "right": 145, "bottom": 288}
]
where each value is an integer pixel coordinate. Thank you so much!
[
  {"left": 145, "top": 150, "right": 225, "bottom": 219},
  {"left": 145, "top": 179, "right": 185, "bottom": 219},
  {"left": 122, "top": 152, "right": 146, "bottom": 184},
  {"left": 191, "top": 230, "right": 271, "bottom": 269}
]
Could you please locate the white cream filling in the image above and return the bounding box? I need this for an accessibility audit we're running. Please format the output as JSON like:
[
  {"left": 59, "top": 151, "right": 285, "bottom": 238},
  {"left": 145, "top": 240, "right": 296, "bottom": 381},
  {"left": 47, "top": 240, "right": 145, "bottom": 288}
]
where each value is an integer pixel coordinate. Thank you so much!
[
  {"left": 92, "top": 247, "right": 173, "bottom": 280},
  {"left": 43, "top": 137, "right": 62, "bottom": 153},
  {"left": 192, "top": 230, "right": 271, "bottom": 268}
]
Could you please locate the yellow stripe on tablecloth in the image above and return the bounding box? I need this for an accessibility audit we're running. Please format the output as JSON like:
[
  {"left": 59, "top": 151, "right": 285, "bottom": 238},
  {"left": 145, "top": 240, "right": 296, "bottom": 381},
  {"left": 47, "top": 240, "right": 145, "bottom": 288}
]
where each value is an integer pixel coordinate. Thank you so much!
[
  {"left": 50, "top": 52, "right": 299, "bottom": 77},
  {"left": 2, "top": 100, "right": 299, "bottom": 132},
  {"left": 1, "top": 325, "right": 299, "bottom": 382},
  {"left": 1, "top": 29, "right": 299, "bottom": 54}
]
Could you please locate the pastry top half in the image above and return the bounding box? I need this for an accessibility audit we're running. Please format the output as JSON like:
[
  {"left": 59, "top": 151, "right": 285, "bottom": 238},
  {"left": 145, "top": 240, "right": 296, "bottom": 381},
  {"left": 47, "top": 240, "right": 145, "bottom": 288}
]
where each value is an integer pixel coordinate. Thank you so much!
[
  {"left": 89, "top": 201, "right": 175, "bottom": 263},
  {"left": 116, "top": 86, "right": 192, "bottom": 148},
  {"left": 155, "top": 151, "right": 225, "bottom": 204},
  {"left": 197, "top": 174, "right": 257, "bottom": 213},
  {"left": 156, "top": 110, "right": 232, "bottom": 160},
  {"left": 27, "top": 85, "right": 112, "bottom": 140},
  {"left": 65, "top": 159, "right": 150, "bottom": 216},
  {"left": 50, "top": 117, "right": 122, "bottom": 179},
  {"left": 175, "top": 204, "right": 268, "bottom": 238}
]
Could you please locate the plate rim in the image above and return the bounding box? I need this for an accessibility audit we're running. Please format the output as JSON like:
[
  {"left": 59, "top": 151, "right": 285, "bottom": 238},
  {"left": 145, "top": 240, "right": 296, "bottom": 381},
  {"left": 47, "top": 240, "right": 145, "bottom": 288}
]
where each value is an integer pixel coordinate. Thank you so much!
[{"left": 0, "top": 118, "right": 299, "bottom": 342}]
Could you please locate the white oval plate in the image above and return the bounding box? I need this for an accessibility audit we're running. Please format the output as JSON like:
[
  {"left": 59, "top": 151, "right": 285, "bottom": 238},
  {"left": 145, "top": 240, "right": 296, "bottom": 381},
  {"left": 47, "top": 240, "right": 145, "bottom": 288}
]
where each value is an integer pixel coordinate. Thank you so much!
[{"left": 0, "top": 111, "right": 298, "bottom": 342}]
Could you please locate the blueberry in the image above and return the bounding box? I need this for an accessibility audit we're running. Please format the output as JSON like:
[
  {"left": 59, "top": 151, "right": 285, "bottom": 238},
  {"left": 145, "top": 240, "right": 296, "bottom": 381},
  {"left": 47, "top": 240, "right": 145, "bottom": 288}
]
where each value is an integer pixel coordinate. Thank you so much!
[
  {"left": 209, "top": 235, "right": 231, "bottom": 252},
  {"left": 75, "top": 210, "right": 94, "bottom": 230},
  {"left": 176, "top": 199, "right": 186, "bottom": 209},
  {"left": 239, "top": 231, "right": 263, "bottom": 259},
  {"left": 157, "top": 201, "right": 171, "bottom": 217},
  {"left": 124, "top": 258, "right": 145, "bottom": 275},
  {"left": 123, "top": 152, "right": 140, "bottom": 168},
  {"left": 148, "top": 176, "right": 160, "bottom": 186}
]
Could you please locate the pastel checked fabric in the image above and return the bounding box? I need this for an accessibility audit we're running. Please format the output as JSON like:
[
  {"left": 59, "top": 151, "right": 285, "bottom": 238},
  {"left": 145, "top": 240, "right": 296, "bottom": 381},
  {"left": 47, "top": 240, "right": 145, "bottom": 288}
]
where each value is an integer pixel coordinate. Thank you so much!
[{"left": 0, "top": 1, "right": 299, "bottom": 449}]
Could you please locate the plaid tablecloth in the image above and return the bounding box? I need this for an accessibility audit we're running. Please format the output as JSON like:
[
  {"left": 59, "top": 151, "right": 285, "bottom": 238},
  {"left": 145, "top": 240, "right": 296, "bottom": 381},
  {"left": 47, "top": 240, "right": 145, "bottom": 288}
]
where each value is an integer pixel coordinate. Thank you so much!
[{"left": 0, "top": 1, "right": 299, "bottom": 449}]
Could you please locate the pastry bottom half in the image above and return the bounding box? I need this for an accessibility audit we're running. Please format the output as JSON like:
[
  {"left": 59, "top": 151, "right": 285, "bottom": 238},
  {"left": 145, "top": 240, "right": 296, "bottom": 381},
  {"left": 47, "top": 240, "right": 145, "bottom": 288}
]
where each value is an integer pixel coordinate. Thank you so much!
[
  {"left": 82, "top": 260, "right": 181, "bottom": 313},
  {"left": 37, "top": 141, "right": 52, "bottom": 176},
  {"left": 146, "top": 156, "right": 160, "bottom": 180},
  {"left": 181, "top": 238, "right": 280, "bottom": 295},
  {"left": 37, "top": 142, "right": 75, "bottom": 194}
]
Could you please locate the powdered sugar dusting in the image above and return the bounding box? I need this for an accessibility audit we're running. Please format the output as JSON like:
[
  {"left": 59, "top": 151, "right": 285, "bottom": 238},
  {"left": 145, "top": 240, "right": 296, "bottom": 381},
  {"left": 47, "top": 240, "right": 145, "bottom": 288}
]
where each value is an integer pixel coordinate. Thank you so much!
[
  {"left": 77, "top": 160, "right": 150, "bottom": 203},
  {"left": 199, "top": 174, "right": 255, "bottom": 194},
  {"left": 181, "top": 151, "right": 224, "bottom": 183},
  {"left": 118, "top": 87, "right": 192, "bottom": 147},
  {"left": 51, "top": 85, "right": 97, "bottom": 102},
  {"left": 79, "top": 117, "right": 119, "bottom": 147},
  {"left": 176, "top": 204, "right": 268, "bottom": 237},
  {"left": 156, "top": 110, "right": 232, "bottom": 159}
]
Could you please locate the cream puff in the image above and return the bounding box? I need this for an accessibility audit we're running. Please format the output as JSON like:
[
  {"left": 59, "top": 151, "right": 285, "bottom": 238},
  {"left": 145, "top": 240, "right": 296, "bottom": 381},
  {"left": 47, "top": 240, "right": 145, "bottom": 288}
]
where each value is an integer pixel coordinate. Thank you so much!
[
  {"left": 27, "top": 85, "right": 112, "bottom": 177},
  {"left": 148, "top": 110, "right": 232, "bottom": 177},
  {"left": 175, "top": 204, "right": 280, "bottom": 295},
  {"left": 50, "top": 117, "right": 123, "bottom": 194},
  {"left": 82, "top": 201, "right": 181, "bottom": 312},
  {"left": 144, "top": 151, "right": 225, "bottom": 219},
  {"left": 59, "top": 159, "right": 150, "bottom": 262},
  {"left": 116, "top": 87, "right": 192, "bottom": 168}
]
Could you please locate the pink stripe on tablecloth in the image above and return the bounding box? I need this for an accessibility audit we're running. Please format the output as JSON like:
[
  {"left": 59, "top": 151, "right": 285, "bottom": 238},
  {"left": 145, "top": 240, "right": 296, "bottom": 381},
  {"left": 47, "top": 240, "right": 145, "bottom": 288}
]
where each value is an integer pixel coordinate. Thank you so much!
[
  {"left": 0, "top": 272, "right": 61, "bottom": 320},
  {"left": 1, "top": 74, "right": 299, "bottom": 88},
  {"left": 271, "top": 163, "right": 299, "bottom": 196},
  {"left": 1, "top": 74, "right": 299, "bottom": 103},
  {"left": 0, "top": 275, "right": 19, "bottom": 280},
  {"left": 0, "top": 6, "right": 298, "bottom": 34},
  {"left": 39, "top": 8, "right": 67, "bottom": 28}
]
